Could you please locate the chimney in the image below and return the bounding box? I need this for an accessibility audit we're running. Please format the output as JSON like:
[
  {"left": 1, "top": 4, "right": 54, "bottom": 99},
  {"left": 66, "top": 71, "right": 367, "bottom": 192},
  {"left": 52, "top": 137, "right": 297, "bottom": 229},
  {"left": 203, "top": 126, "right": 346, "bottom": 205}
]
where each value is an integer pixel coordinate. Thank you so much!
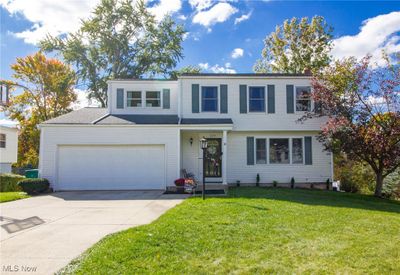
[{"left": 303, "top": 68, "right": 312, "bottom": 76}]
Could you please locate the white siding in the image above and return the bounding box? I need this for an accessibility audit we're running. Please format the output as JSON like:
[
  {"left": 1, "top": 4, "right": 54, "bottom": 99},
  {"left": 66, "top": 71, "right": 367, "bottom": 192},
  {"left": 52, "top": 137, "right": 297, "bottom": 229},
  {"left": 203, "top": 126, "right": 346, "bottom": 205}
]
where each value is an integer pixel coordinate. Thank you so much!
[
  {"left": 180, "top": 76, "right": 326, "bottom": 131},
  {"left": 227, "top": 131, "right": 332, "bottom": 184},
  {"left": 108, "top": 80, "right": 179, "bottom": 115},
  {"left": 39, "top": 126, "right": 179, "bottom": 190},
  {"left": 0, "top": 126, "right": 18, "bottom": 164}
]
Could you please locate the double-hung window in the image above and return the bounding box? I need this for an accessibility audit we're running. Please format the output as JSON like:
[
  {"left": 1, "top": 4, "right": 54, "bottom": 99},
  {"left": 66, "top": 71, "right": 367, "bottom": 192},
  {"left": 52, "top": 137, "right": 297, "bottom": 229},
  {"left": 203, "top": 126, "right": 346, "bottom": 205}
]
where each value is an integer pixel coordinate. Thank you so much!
[
  {"left": 296, "top": 86, "right": 312, "bottom": 111},
  {"left": 127, "top": 91, "right": 142, "bottom": 107},
  {"left": 146, "top": 91, "right": 161, "bottom": 107},
  {"left": 201, "top": 86, "right": 218, "bottom": 112},
  {"left": 269, "top": 138, "right": 289, "bottom": 164},
  {"left": 0, "top": 134, "right": 5, "bottom": 148},
  {"left": 249, "top": 87, "right": 265, "bottom": 112},
  {"left": 256, "top": 138, "right": 267, "bottom": 164},
  {"left": 292, "top": 138, "right": 303, "bottom": 164}
]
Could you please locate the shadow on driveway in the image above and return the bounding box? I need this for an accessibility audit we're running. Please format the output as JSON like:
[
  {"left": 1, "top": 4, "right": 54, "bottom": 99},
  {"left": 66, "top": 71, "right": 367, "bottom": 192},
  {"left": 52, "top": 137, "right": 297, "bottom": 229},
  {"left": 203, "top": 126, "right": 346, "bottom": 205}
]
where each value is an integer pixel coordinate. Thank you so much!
[{"left": 1, "top": 216, "right": 45, "bottom": 233}]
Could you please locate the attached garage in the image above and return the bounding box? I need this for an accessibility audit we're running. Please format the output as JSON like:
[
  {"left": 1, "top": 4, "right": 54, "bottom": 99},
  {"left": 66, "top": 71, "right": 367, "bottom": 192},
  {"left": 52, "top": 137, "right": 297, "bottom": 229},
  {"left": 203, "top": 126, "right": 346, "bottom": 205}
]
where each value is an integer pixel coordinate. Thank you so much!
[{"left": 57, "top": 145, "right": 166, "bottom": 190}]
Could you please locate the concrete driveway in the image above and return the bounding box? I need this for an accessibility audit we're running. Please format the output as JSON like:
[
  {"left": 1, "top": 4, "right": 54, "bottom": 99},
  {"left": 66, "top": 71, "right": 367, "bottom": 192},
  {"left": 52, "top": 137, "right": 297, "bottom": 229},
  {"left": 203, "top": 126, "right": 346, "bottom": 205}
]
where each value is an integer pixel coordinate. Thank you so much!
[{"left": 0, "top": 191, "right": 186, "bottom": 274}]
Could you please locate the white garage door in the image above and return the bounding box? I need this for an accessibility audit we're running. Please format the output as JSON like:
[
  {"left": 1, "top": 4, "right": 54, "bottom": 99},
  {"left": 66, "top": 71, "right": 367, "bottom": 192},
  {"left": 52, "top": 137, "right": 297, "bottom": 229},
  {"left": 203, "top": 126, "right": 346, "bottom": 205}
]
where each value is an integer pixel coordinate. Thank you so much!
[{"left": 57, "top": 145, "right": 165, "bottom": 190}]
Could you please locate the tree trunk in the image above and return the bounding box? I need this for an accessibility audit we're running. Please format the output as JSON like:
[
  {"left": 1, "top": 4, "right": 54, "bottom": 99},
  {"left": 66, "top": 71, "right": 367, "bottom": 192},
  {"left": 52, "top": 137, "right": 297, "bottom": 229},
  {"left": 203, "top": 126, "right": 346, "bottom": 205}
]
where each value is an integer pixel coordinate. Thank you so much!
[{"left": 374, "top": 172, "right": 384, "bottom": 197}]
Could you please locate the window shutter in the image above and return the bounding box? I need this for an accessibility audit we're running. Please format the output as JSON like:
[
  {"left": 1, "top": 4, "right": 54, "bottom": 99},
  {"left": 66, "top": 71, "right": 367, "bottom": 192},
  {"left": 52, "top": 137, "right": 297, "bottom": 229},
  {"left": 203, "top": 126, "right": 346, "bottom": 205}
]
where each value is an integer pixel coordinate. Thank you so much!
[
  {"left": 247, "top": 137, "right": 255, "bottom": 165},
  {"left": 267, "top": 85, "right": 275, "bottom": 113},
  {"left": 240, "top": 85, "right": 247, "bottom": 114},
  {"left": 192, "top": 84, "right": 199, "bottom": 113},
  {"left": 163, "top": 89, "right": 170, "bottom": 109},
  {"left": 286, "top": 85, "right": 294, "bottom": 113},
  {"left": 305, "top": 136, "right": 313, "bottom": 165},
  {"left": 117, "top": 88, "right": 124, "bottom": 109},
  {"left": 220, "top": 84, "right": 228, "bottom": 113}
]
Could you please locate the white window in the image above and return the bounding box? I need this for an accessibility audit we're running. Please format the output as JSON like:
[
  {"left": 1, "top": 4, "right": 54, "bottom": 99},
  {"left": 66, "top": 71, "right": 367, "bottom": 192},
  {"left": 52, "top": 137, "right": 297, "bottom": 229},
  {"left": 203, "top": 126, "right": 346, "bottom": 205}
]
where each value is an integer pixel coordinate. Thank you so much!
[
  {"left": 292, "top": 138, "right": 303, "bottom": 164},
  {"left": 0, "top": 134, "right": 5, "bottom": 148},
  {"left": 256, "top": 138, "right": 267, "bottom": 164},
  {"left": 146, "top": 91, "right": 161, "bottom": 107},
  {"left": 296, "top": 86, "right": 312, "bottom": 112},
  {"left": 269, "top": 138, "right": 289, "bottom": 164},
  {"left": 127, "top": 91, "right": 142, "bottom": 107}
]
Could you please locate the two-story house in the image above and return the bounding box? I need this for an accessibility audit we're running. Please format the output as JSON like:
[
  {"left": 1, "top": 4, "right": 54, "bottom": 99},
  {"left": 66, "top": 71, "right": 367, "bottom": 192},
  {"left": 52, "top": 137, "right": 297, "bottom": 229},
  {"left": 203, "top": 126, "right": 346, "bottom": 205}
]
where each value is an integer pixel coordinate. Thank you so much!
[{"left": 39, "top": 73, "right": 333, "bottom": 191}]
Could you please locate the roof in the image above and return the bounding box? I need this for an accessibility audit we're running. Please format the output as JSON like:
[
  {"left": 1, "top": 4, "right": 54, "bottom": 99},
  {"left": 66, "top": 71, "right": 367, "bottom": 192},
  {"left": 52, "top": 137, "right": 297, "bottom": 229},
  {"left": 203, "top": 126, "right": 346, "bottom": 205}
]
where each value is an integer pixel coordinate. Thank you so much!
[{"left": 42, "top": 108, "right": 234, "bottom": 125}]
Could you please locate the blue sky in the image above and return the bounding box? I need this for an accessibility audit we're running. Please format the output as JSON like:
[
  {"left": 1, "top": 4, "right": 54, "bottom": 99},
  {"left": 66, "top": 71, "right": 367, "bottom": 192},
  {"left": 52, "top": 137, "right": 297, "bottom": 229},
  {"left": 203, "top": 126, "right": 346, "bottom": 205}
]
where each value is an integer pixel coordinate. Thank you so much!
[{"left": 0, "top": 0, "right": 399, "bottom": 123}]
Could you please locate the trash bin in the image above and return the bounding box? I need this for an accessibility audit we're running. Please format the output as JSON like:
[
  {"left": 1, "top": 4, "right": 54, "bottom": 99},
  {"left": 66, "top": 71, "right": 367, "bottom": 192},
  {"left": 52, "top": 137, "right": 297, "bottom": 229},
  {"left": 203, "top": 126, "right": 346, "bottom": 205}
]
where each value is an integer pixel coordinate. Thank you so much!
[{"left": 25, "top": 169, "right": 39, "bottom": 178}]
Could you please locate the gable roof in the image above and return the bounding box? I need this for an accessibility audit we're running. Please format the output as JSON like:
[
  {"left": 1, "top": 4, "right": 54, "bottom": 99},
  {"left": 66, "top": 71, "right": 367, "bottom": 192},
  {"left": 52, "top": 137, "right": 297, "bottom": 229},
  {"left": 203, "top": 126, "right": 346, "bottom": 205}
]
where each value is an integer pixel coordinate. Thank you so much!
[{"left": 42, "top": 108, "right": 108, "bottom": 124}]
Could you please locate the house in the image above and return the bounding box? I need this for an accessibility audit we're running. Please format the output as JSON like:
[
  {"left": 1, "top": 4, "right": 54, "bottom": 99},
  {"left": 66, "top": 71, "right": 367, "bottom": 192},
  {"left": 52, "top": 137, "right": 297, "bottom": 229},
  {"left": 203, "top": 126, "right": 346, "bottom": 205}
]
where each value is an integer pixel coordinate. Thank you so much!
[
  {"left": 39, "top": 73, "right": 333, "bottom": 191},
  {"left": 0, "top": 125, "right": 18, "bottom": 173}
]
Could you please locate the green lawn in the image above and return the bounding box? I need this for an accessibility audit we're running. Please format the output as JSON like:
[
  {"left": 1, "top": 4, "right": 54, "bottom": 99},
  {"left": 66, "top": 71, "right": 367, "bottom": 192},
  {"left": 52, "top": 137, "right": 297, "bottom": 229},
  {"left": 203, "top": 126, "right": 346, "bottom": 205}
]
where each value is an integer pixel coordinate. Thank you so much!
[
  {"left": 0, "top": 192, "right": 29, "bottom": 203},
  {"left": 61, "top": 188, "right": 400, "bottom": 274}
]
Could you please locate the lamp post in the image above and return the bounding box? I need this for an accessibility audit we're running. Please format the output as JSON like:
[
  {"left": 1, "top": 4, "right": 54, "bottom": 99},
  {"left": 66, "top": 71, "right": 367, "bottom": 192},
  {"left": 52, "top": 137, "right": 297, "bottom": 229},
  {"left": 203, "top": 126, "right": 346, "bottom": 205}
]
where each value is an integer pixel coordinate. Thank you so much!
[{"left": 200, "top": 137, "right": 208, "bottom": 200}]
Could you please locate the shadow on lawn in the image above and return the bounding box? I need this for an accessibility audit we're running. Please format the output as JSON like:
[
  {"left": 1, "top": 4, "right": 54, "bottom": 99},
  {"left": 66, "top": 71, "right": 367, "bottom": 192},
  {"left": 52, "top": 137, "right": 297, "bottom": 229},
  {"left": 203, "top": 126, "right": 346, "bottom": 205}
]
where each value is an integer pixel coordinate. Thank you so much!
[{"left": 228, "top": 187, "right": 400, "bottom": 214}]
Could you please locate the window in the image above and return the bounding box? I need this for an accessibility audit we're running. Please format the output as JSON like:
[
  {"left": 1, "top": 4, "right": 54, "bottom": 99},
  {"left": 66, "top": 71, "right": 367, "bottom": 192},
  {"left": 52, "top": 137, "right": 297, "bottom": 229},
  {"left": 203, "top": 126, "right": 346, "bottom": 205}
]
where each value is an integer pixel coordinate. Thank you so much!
[
  {"left": 296, "top": 86, "right": 312, "bottom": 111},
  {"left": 202, "top": 86, "right": 218, "bottom": 112},
  {"left": 0, "top": 134, "right": 5, "bottom": 148},
  {"left": 256, "top": 139, "right": 267, "bottom": 164},
  {"left": 292, "top": 138, "right": 303, "bottom": 164},
  {"left": 249, "top": 87, "right": 265, "bottom": 112},
  {"left": 127, "top": 91, "right": 141, "bottom": 107},
  {"left": 146, "top": 91, "right": 161, "bottom": 107},
  {"left": 269, "top": 138, "right": 289, "bottom": 164}
]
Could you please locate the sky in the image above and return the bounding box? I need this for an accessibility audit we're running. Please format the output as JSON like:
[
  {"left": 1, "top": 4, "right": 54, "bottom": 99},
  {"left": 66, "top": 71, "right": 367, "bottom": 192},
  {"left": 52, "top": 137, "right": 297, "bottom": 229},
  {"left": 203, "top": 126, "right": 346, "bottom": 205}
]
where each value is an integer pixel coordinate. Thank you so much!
[{"left": 0, "top": 0, "right": 399, "bottom": 125}]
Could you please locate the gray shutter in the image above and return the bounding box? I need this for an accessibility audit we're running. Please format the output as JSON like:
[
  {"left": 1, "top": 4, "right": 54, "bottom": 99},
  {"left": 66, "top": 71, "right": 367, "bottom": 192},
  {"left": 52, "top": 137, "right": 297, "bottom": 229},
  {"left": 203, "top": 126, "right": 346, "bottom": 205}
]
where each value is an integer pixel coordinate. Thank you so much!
[
  {"left": 305, "top": 136, "right": 313, "bottom": 165},
  {"left": 247, "top": 137, "right": 255, "bottom": 165},
  {"left": 116, "top": 88, "right": 124, "bottom": 109},
  {"left": 220, "top": 84, "right": 228, "bottom": 113},
  {"left": 286, "top": 85, "right": 294, "bottom": 113},
  {"left": 192, "top": 84, "right": 199, "bottom": 113},
  {"left": 267, "top": 85, "right": 275, "bottom": 113},
  {"left": 163, "top": 89, "right": 170, "bottom": 109},
  {"left": 240, "top": 85, "right": 247, "bottom": 114}
]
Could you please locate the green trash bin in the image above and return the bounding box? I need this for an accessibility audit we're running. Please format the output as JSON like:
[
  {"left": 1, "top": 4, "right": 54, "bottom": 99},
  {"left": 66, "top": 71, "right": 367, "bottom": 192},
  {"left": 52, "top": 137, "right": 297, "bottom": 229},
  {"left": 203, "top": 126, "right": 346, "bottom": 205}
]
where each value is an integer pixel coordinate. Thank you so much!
[{"left": 25, "top": 169, "right": 39, "bottom": 178}]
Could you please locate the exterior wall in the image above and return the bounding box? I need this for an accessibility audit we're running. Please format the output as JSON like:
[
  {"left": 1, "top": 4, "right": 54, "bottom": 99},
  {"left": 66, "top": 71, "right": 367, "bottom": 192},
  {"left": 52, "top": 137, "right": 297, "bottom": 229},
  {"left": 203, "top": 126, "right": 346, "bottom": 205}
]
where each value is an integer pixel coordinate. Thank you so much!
[
  {"left": 0, "top": 126, "right": 18, "bottom": 164},
  {"left": 0, "top": 163, "right": 12, "bottom": 173},
  {"left": 226, "top": 131, "right": 332, "bottom": 184},
  {"left": 39, "top": 125, "right": 180, "bottom": 190},
  {"left": 180, "top": 76, "right": 326, "bottom": 131},
  {"left": 108, "top": 80, "right": 179, "bottom": 115}
]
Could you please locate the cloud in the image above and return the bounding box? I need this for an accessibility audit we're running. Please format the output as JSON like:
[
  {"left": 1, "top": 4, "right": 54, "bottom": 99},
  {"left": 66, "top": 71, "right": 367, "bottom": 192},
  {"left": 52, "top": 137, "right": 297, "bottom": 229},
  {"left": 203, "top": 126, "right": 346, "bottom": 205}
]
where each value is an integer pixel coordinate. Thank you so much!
[
  {"left": 199, "top": 62, "right": 236, "bottom": 74},
  {"left": 332, "top": 11, "right": 400, "bottom": 66},
  {"left": 231, "top": 48, "right": 244, "bottom": 59},
  {"left": 148, "top": 0, "right": 182, "bottom": 22},
  {"left": 189, "top": 0, "right": 213, "bottom": 12},
  {"left": 192, "top": 2, "right": 238, "bottom": 27},
  {"left": 198, "top": 62, "right": 209, "bottom": 70},
  {"left": 70, "top": 89, "right": 101, "bottom": 110},
  {"left": 234, "top": 10, "right": 252, "bottom": 25}
]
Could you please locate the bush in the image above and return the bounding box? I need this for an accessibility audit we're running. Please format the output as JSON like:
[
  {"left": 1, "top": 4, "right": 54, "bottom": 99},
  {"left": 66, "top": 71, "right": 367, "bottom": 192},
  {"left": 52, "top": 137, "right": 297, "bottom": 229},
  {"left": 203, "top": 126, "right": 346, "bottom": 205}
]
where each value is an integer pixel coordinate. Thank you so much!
[
  {"left": 0, "top": 173, "right": 25, "bottom": 192},
  {"left": 290, "top": 177, "right": 295, "bottom": 189},
  {"left": 18, "top": 178, "right": 49, "bottom": 194},
  {"left": 382, "top": 170, "right": 400, "bottom": 200},
  {"left": 174, "top": 178, "right": 185, "bottom": 186}
]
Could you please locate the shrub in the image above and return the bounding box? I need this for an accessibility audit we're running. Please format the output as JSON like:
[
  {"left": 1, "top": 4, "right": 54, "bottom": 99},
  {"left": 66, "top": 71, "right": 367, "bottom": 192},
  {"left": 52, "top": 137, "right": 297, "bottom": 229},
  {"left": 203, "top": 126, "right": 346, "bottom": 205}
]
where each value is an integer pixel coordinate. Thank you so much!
[
  {"left": 290, "top": 177, "right": 295, "bottom": 189},
  {"left": 18, "top": 178, "right": 49, "bottom": 194},
  {"left": 256, "top": 174, "right": 260, "bottom": 187},
  {"left": 0, "top": 173, "right": 25, "bottom": 192},
  {"left": 382, "top": 169, "right": 400, "bottom": 200},
  {"left": 174, "top": 178, "right": 185, "bottom": 186},
  {"left": 272, "top": 180, "right": 278, "bottom": 187}
]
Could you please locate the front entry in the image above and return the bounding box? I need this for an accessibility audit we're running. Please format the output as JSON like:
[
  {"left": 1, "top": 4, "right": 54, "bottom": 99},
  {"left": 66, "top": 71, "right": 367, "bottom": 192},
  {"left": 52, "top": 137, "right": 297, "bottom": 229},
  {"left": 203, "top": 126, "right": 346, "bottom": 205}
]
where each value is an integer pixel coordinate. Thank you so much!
[{"left": 204, "top": 138, "right": 222, "bottom": 177}]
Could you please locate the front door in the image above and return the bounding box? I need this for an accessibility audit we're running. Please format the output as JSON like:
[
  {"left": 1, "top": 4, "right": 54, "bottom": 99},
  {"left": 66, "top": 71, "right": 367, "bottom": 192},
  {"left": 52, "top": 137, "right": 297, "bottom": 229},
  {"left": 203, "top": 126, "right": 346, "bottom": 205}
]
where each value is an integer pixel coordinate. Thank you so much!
[{"left": 204, "top": 138, "right": 222, "bottom": 177}]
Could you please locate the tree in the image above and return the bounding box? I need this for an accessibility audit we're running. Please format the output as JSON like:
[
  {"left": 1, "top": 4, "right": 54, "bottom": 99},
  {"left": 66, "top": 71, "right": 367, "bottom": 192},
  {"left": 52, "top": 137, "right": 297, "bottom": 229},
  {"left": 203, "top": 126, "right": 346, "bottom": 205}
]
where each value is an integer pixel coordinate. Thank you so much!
[
  {"left": 306, "top": 55, "right": 400, "bottom": 197},
  {"left": 40, "top": 0, "right": 185, "bottom": 107},
  {"left": 254, "top": 16, "right": 333, "bottom": 74},
  {"left": 169, "top": 65, "right": 202, "bottom": 80},
  {"left": 1, "top": 52, "right": 76, "bottom": 167}
]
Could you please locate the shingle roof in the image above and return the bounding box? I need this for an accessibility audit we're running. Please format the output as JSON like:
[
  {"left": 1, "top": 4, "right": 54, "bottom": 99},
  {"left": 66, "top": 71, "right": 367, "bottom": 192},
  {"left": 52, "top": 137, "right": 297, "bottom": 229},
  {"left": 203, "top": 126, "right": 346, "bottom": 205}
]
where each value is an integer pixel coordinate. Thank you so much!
[
  {"left": 97, "top": 114, "right": 179, "bottom": 125},
  {"left": 42, "top": 108, "right": 108, "bottom": 124},
  {"left": 180, "top": 118, "right": 233, "bottom": 124}
]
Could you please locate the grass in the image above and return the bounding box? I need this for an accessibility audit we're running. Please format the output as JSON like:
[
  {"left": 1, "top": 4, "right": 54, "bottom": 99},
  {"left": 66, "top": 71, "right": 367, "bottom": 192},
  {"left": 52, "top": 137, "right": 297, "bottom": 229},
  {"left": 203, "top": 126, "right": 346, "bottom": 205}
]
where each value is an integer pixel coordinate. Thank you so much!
[
  {"left": 61, "top": 188, "right": 400, "bottom": 274},
  {"left": 0, "top": 192, "right": 29, "bottom": 203}
]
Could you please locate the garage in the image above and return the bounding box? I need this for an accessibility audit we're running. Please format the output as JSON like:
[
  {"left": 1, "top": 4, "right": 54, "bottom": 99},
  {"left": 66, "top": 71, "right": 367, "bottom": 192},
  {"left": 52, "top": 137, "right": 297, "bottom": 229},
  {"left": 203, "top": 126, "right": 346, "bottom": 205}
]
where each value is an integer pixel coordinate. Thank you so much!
[{"left": 57, "top": 145, "right": 165, "bottom": 190}]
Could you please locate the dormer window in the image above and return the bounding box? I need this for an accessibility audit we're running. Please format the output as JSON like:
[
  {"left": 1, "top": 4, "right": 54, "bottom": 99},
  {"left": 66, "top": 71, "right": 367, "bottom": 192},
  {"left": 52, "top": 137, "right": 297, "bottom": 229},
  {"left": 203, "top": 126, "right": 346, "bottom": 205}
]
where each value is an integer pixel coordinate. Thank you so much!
[
  {"left": 296, "top": 86, "right": 311, "bottom": 112},
  {"left": 127, "top": 91, "right": 142, "bottom": 107},
  {"left": 146, "top": 91, "right": 161, "bottom": 107}
]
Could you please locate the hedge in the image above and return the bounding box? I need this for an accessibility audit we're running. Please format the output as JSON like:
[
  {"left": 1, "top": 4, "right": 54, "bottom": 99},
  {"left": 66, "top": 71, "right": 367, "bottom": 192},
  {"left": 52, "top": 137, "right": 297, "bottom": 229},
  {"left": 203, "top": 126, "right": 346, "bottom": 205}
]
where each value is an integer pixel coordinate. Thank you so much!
[
  {"left": 0, "top": 173, "right": 25, "bottom": 192},
  {"left": 18, "top": 178, "right": 50, "bottom": 195}
]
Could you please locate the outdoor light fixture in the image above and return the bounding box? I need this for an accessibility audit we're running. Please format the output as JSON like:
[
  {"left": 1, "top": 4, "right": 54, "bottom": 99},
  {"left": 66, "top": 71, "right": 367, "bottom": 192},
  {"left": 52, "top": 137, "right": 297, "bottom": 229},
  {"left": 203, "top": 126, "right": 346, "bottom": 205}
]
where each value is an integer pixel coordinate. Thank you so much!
[
  {"left": 200, "top": 137, "right": 208, "bottom": 200},
  {"left": 189, "top": 137, "right": 193, "bottom": 146}
]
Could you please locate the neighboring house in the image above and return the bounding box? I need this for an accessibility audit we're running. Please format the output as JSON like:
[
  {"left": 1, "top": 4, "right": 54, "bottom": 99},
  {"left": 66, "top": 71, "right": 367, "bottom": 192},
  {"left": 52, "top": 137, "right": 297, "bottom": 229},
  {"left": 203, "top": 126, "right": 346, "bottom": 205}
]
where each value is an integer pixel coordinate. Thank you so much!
[
  {"left": 39, "top": 73, "right": 333, "bottom": 191},
  {"left": 0, "top": 125, "right": 18, "bottom": 173}
]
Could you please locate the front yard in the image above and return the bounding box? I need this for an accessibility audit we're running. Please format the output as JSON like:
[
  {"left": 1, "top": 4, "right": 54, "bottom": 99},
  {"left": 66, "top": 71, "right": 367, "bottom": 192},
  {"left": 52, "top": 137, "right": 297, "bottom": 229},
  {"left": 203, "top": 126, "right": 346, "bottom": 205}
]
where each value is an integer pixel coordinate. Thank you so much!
[
  {"left": 61, "top": 188, "right": 400, "bottom": 274},
  {"left": 0, "top": 192, "right": 29, "bottom": 203}
]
